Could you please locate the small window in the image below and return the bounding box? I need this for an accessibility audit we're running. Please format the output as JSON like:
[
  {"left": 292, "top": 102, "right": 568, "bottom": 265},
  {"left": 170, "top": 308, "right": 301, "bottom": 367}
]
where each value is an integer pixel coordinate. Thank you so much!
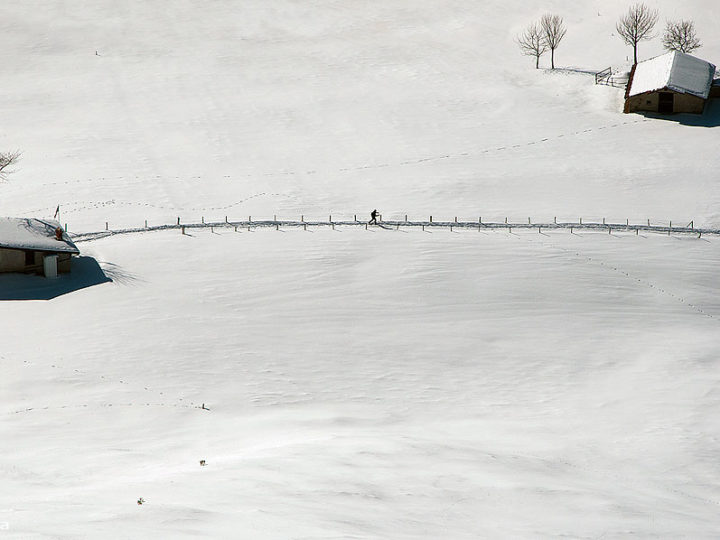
[
  {"left": 25, "top": 251, "right": 34, "bottom": 266},
  {"left": 646, "top": 100, "right": 652, "bottom": 104}
]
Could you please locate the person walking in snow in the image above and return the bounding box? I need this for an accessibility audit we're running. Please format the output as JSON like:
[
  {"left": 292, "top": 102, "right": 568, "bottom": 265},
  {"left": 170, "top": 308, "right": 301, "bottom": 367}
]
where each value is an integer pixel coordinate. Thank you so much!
[{"left": 369, "top": 209, "right": 379, "bottom": 225}]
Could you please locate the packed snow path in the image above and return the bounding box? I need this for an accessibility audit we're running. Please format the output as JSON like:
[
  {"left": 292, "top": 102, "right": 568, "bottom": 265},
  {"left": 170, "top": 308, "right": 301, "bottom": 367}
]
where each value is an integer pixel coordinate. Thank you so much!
[{"left": 69, "top": 218, "right": 715, "bottom": 243}]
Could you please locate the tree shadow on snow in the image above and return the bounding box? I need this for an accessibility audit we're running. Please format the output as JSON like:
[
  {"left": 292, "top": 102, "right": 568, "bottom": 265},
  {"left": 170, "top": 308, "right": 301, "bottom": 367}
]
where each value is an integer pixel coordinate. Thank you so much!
[{"left": 0, "top": 256, "right": 114, "bottom": 301}]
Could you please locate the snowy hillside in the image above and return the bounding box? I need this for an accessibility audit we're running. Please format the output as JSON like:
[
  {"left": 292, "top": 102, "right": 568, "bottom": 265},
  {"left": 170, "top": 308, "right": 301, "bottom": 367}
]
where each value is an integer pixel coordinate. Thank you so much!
[{"left": 1, "top": 1, "right": 720, "bottom": 538}]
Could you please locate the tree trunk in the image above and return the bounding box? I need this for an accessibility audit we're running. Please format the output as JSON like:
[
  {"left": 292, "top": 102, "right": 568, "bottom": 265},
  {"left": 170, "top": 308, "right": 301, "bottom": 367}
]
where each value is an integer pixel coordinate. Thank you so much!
[
  {"left": 633, "top": 44, "right": 637, "bottom": 65},
  {"left": 551, "top": 48, "right": 555, "bottom": 69},
  {"left": 536, "top": 54, "right": 539, "bottom": 69}
]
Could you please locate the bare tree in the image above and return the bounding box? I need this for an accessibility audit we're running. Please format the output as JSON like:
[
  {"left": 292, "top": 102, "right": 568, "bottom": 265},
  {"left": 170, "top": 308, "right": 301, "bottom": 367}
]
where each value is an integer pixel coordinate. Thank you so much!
[
  {"left": 616, "top": 3, "right": 659, "bottom": 64},
  {"left": 0, "top": 151, "right": 21, "bottom": 180},
  {"left": 540, "top": 14, "right": 567, "bottom": 70},
  {"left": 662, "top": 19, "right": 701, "bottom": 54},
  {"left": 517, "top": 22, "right": 548, "bottom": 69}
]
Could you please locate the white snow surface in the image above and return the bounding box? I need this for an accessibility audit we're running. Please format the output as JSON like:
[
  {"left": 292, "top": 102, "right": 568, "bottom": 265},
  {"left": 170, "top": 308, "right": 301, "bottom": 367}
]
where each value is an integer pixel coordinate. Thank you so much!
[
  {"left": 1, "top": 1, "right": 720, "bottom": 538},
  {"left": 0, "top": 218, "right": 78, "bottom": 253},
  {"left": 628, "top": 51, "right": 716, "bottom": 98}
]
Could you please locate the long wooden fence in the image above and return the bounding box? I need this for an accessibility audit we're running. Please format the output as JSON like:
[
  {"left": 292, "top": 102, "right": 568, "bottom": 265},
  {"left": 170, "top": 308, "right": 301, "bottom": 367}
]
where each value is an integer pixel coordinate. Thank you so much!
[{"left": 69, "top": 216, "right": 716, "bottom": 243}]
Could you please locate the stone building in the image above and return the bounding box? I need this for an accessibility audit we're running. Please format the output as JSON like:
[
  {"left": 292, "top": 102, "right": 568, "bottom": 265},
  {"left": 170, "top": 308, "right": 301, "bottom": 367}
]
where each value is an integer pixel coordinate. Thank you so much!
[
  {"left": 624, "top": 51, "right": 716, "bottom": 114},
  {"left": 0, "top": 218, "right": 79, "bottom": 277}
]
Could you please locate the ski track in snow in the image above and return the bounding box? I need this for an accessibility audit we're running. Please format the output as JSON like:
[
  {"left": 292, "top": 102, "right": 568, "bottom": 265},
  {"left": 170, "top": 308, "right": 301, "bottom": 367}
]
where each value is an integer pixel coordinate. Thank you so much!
[
  {"left": 511, "top": 232, "right": 719, "bottom": 322},
  {"left": 2, "top": 355, "right": 202, "bottom": 416},
  {"left": 16, "top": 191, "right": 283, "bottom": 217},
  {"left": 14, "top": 116, "right": 651, "bottom": 219}
]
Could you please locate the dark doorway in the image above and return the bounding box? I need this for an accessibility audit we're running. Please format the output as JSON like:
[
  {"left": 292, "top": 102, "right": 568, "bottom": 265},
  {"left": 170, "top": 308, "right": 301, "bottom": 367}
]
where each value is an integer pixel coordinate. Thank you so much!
[{"left": 658, "top": 92, "right": 674, "bottom": 114}]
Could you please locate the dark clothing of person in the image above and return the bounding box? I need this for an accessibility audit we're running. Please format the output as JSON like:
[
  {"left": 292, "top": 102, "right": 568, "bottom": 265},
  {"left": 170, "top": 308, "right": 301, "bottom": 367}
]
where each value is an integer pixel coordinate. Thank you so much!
[{"left": 369, "top": 210, "right": 378, "bottom": 224}]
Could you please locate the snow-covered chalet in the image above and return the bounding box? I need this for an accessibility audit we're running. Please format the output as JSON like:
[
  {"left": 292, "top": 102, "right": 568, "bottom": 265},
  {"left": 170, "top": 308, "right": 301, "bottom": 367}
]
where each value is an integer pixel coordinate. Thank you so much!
[
  {"left": 0, "top": 218, "right": 79, "bottom": 277},
  {"left": 624, "top": 51, "right": 719, "bottom": 114}
]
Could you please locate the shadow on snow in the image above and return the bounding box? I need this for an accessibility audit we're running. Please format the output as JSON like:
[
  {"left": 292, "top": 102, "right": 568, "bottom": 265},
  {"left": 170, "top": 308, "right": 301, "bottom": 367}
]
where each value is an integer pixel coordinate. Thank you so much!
[
  {"left": 638, "top": 99, "right": 720, "bottom": 127},
  {"left": 0, "top": 256, "right": 113, "bottom": 301}
]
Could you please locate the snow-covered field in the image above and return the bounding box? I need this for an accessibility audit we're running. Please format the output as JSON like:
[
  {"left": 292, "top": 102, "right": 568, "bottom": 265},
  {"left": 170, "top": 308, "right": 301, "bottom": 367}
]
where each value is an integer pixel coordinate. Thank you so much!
[{"left": 1, "top": 1, "right": 720, "bottom": 538}]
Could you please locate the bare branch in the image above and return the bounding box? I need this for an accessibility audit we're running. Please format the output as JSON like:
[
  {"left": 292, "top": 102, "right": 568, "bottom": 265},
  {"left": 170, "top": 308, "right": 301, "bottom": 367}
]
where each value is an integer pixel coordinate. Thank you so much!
[
  {"left": 616, "top": 3, "right": 659, "bottom": 64},
  {"left": 516, "top": 22, "right": 548, "bottom": 69},
  {"left": 540, "top": 14, "right": 567, "bottom": 70},
  {"left": 662, "top": 19, "right": 701, "bottom": 54},
  {"left": 0, "top": 150, "right": 21, "bottom": 180}
]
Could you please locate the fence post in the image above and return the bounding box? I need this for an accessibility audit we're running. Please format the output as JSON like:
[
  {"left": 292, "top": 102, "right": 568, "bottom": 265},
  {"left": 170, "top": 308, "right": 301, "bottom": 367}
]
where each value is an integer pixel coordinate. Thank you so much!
[
  {"left": 636, "top": 228, "right": 638, "bottom": 235},
  {"left": 570, "top": 226, "right": 573, "bottom": 234},
  {"left": 234, "top": 225, "right": 237, "bottom": 232},
  {"left": 422, "top": 225, "right": 425, "bottom": 231},
  {"left": 690, "top": 220, "right": 693, "bottom": 229},
  {"left": 626, "top": 218, "right": 629, "bottom": 226},
  {"left": 304, "top": 223, "right": 307, "bottom": 231},
  {"left": 608, "top": 227, "right": 611, "bottom": 234},
  {"left": 479, "top": 216, "right": 482, "bottom": 224},
  {"left": 276, "top": 224, "right": 279, "bottom": 230},
  {"left": 105, "top": 222, "right": 108, "bottom": 230},
  {"left": 354, "top": 214, "right": 356, "bottom": 222},
  {"left": 580, "top": 217, "right": 582, "bottom": 224},
  {"left": 450, "top": 225, "right": 453, "bottom": 232},
  {"left": 202, "top": 216, "right": 204, "bottom": 224},
  {"left": 405, "top": 214, "right": 408, "bottom": 223},
  {"left": 365, "top": 223, "right": 368, "bottom": 230},
  {"left": 145, "top": 219, "right": 148, "bottom": 228},
  {"left": 226, "top": 216, "right": 228, "bottom": 223},
  {"left": 455, "top": 216, "right": 457, "bottom": 223},
  {"left": 538, "top": 226, "right": 541, "bottom": 234},
  {"left": 430, "top": 215, "right": 433, "bottom": 223},
  {"left": 603, "top": 217, "right": 605, "bottom": 225},
  {"left": 329, "top": 215, "right": 332, "bottom": 223},
  {"left": 554, "top": 216, "right": 556, "bottom": 224},
  {"left": 528, "top": 217, "right": 531, "bottom": 224},
  {"left": 647, "top": 219, "right": 650, "bottom": 226},
  {"left": 505, "top": 217, "right": 508, "bottom": 223},
  {"left": 177, "top": 217, "right": 180, "bottom": 225},
  {"left": 669, "top": 220, "right": 672, "bottom": 229},
  {"left": 301, "top": 215, "right": 304, "bottom": 222},
  {"left": 182, "top": 226, "right": 185, "bottom": 235}
]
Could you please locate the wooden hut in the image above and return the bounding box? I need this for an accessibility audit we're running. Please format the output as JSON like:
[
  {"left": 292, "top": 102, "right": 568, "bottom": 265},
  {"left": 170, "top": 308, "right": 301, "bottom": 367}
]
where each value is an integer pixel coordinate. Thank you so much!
[
  {"left": 624, "top": 51, "right": 716, "bottom": 114},
  {"left": 0, "top": 218, "right": 79, "bottom": 277}
]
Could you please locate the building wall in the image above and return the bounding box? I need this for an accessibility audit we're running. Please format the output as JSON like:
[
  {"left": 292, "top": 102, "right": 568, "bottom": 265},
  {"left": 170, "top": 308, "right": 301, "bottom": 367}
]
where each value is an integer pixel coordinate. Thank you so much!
[
  {"left": 0, "top": 248, "right": 73, "bottom": 274},
  {"left": 673, "top": 93, "right": 706, "bottom": 113},
  {"left": 58, "top": 253, "right": 72, "bottom": 273},
  {"left": 0, "top": 248, "right": 33, "bottom": 273},
  {"left": 625, "top": 91, "right": 706, "bottom": 114},
  {"left": 710, "top": 85, "right": 720, "bottom": 99},
  {"left": 625, "top": 92, "right": 658, "bottom": 113}
]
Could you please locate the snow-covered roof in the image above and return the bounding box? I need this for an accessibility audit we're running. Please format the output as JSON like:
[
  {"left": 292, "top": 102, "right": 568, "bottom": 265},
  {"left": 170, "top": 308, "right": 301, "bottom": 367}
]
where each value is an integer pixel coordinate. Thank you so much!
[
  {"left": 628, "top": 51, "right": 716, "bottom": 99},
  {"left": 0, "top": 218, "right": 79, "bottom": 254}
]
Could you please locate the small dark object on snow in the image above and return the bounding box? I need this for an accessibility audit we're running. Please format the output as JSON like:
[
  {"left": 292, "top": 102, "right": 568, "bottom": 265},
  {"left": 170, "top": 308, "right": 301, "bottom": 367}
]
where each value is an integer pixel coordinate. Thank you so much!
[
  {"left": 369, "top": 209, "right": 378, "bottom": 225},
  {"left": 55, "top": 227, "right": 63, "bottom": 241},
  {"left": 200, "top": 460, "right": 207, "bottom": 466},
  {"left": 137, "top": 497, "right": 145, "bottom": 505}
]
